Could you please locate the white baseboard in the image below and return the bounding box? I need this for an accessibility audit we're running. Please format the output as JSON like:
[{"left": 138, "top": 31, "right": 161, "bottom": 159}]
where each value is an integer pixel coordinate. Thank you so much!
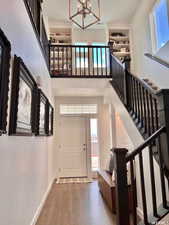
[
  {"left": 30, "top": 179, "right": 54, "bottom": 225},
  {"left": 137, "top": 207, "right": 143, "bottom": 220}
]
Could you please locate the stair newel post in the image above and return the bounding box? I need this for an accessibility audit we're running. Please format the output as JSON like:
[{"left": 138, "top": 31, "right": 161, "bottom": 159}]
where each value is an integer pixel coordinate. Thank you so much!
[
  {"left": 157, "top": 89, "right": 169, "bottom": 173},
  {"left": 113, "top": 148, "right": 130, "bottom": 225},
  {"left": 123, "top": 58, "right": 131, "bottom": 107}
]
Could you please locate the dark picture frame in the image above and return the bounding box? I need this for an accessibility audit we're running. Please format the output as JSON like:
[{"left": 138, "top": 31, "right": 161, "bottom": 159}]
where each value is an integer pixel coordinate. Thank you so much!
[
  {"left": 46, "top": 102, "right": 54, "bottom": 136},
  {"left": 0, "top": 28, "right": 11, "bottom": 135},
  {"left": 9, "top": 56, "right": 37, "bottom": 136},
  {"left": 36, "top": 89, "right": 48, "bottom": 136}
]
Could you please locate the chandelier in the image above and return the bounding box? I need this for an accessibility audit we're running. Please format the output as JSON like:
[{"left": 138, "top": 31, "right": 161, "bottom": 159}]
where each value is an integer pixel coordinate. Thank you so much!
[{"left": 69, "top": 0, "right": 101, "bottom": 29}]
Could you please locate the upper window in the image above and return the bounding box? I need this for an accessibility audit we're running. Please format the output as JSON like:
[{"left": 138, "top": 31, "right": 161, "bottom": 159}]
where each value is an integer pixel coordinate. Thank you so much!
[
  {"left": 60, "top": 104, "right": 97, "bottom": 115},
  {"left": 92, "top": 43, "right": 107, "bottom": 68},
  {"left": 75, "top": 42, "right": 88, "bottom": 53},
  {"left": 75, "top": 42, "right": 88, "bottom": 68},
  {"left": 151, "top": 0, "right": 169, "bottom": 52}
]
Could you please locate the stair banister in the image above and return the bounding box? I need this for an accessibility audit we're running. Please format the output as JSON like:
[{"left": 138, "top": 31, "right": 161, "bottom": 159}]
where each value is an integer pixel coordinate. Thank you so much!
[{"left": 114, "top": 126, "right": 166, "bottom": 225}]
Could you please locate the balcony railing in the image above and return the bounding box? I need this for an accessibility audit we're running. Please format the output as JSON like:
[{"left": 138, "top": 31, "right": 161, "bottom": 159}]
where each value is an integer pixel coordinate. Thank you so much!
[
  {"left": 50, "top": 45, "right": 111, "bottom": 78},
  {"left": 24, "top": 0, "right": 49, "bottom": 68}
]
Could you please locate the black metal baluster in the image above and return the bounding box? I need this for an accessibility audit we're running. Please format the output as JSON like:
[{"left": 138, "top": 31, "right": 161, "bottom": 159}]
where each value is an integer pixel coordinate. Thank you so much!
[
  {"left": 142, "top": 87, "right": 147, "bottom": 134},
  {"left": 79, "top": 47, "right": 81, "bottom": 76},
  {"left": 88, "top": 47, "right": 90, "bottom": 76},
  {"left": 150, "top": 95, "right": 155, "bottom": 134},
  {"left": 130, "top": 75, "right": 134, "bottom": 114},
  {"left": 154, "top": 99, "right": 159, "bottom": 130},
  {"left": 101, "top": 47, "right": 103, "bottom": 76},
  {"left": 146, "top": 90, "right": 151, "bottom": 136},
  {"left": 139, "top": 83, "right": 144, "bottom": 128},
  {"left": 57, "top": 46, "right": 59, "bottom": 75},
  {"left": 136, "top": 80, "right": 141, "bottom": 124},
  {"left": 84, "top": 46, "right": 86, "bottom": 76},
  {"left": 149, "top": 145, "right": 158, "bottom": 217},
  {"left": 139, "top": 152, "right": 149, "bottom": 224},
  {"left": 75, "top": 47, "right": 77, "bottom": 76},
  {"left": 130, "top": 160, "right": 137, "bottom": 225},
  {"left": 71, "top": 46, "right": 73, "bottom": 76},
  {"left": 66, "top": 46, "right": 68, "bottom": 75},
  {"left": 92, "top": 47, "right": 95, "bottom": 76},
  {"left": 97, "top": 47, "right": 99, "bottom": 76},
  {"left": 133, "top": 78, "right": 138, "bottom": 118},
  {"left": 105, "top": 47, "right": 108, "bottom": 76},
  {"left": 62, "top": 46, "right": 64, "bottom": 74}
]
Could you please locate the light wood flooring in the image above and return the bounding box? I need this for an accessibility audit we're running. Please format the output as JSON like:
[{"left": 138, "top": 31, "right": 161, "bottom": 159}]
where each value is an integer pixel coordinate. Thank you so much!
[{"left": 36, "top": 181, "right": 116, "bottom": 225}]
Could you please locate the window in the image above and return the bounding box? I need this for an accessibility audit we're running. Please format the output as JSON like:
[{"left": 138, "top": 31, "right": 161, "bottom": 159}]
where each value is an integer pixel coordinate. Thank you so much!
[
  {"left": 76, "top": 57, "right": 88, "bottom": 68},
  {"left": 90, "top": 118, "right": 99, "bottom": 171},
  {"left": 151, "top": 0, "right": 169, "bottom": 51},
  {"left": 75, "top": 42, "right": 88, "bottom": 53},
  {"left": 75, "top": 42, "right": 88, "bottom": 68},
  {"left": 92, "top": 43, "right": 107, "bottom": 68},
  {"left": 60, "top": 104, "right": 98, "bottom": 115}
]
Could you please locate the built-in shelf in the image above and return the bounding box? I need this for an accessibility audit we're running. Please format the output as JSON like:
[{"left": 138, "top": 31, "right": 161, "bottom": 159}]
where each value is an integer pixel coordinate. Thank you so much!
[
  {"left": 108, "top": 28, "right": 131, "bottom": 62},
  {"left": 109, "top": 36, "right": 129, "bottom": 41},
  {"left": 50, "top": 28, "right": 72, "bottom": 44},
  {"left": 50, "top": 28, "right": 72, "bottom": 72}
]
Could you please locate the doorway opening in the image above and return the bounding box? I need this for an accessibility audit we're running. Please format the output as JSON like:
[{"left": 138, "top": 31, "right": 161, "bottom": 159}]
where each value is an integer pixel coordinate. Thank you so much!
[{"left": 90, "top": 118, "right": 99, "bottom": 171}]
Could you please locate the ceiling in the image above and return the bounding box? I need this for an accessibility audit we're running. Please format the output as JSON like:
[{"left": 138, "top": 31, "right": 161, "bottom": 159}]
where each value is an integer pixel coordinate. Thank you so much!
[{"left": 43, "top": 0, "right": 141, "bottom": 27}]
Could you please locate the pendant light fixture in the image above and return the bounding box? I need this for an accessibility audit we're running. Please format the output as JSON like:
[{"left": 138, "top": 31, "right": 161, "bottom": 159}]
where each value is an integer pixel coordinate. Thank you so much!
[{"left": 69, "top": 0, "right": 101, "bottom": 29}]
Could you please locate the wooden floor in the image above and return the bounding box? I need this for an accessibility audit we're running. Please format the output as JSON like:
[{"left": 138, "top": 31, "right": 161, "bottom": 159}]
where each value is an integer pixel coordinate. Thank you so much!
[{"left": 36, "top": 181, "right": 116, "bottom": 225}]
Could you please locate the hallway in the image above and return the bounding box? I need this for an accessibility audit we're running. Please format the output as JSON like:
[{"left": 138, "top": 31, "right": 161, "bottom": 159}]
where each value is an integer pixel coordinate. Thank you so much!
[{"left": 36, "top": 181, "right": 116, "bottom": 225}]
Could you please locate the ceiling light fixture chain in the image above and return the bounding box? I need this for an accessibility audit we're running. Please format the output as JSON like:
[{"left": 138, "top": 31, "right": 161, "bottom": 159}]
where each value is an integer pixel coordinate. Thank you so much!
[{"left": 69, "top": 0, "right": 101, "bottom": 29}]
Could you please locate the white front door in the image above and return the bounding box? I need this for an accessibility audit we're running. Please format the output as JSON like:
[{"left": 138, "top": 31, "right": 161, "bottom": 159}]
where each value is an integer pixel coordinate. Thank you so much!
[{"left": 58, "top": 116, "right": 87, "bottom": 178}]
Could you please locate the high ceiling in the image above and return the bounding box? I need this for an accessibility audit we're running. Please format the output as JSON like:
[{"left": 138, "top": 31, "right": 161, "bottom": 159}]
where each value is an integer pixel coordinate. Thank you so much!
[{"left": 43, "top": 0, "right": 141, "bottom": 27}]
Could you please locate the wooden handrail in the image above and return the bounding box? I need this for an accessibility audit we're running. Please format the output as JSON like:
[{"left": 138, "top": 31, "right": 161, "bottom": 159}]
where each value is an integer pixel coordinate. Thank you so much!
[
  {"left": 50, "top": 44, "right": 109, "bottom": 48},
  {"left": 126, "top": 126, "right": 166, "bottom": 162},
  {"left": 145, "top": 53, "right": 169, "bottom": 69}
]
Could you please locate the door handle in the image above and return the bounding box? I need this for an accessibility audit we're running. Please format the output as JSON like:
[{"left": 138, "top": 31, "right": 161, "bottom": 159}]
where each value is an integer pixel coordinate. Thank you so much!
[{"left": 83, "top": 144, "right": 86, "bottom": 151}]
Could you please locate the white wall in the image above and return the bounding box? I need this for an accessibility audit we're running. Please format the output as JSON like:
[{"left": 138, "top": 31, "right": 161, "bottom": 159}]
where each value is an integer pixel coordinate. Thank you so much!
[
  {"left": 131, "top": 0, "right": 169, "bottom": 88},
  {"left": 72, "top": 27, "right": 107, "bottom": 44},
  {"left": 0, "top": 1, "right": 55, "bottom": 225}
]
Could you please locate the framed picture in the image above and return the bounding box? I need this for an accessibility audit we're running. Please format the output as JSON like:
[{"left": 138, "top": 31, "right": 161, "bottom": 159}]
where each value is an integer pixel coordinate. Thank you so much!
[
  {"left": 36, "top": 89, "right": 48, "bottom": 136},
  {"left": 46, "top": 102, "right": 54, "bottom": 136},
  {"left": 9, "top": 56, "right": 37, "bottom": 136},
  {"left": 0, "top": 28, "right": 11, "bottom": 135}
]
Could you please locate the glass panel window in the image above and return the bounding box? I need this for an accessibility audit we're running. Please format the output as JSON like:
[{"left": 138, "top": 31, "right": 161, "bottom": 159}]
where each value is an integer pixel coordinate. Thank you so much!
[
  {"left": 76, "top": 57, "right": 88, "bottom": 68},
  {"left": 75, "top": 42, "right": 88, "bottom": 68},
  {"left": 60, "top": 104, "right": 97, "bottom": 115},
  {"left": 75, "top": 42, "right": 88, "bottom": 53},
  {"left": 153, "top": 0, "right": 169, "bottom": 50},
  {"left": 92, "top": 43, "right": 106, "bottom": 68}
]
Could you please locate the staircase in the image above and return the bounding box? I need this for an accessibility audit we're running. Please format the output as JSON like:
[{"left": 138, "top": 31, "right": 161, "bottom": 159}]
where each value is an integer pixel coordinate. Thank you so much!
[
  {"left": 48, "top": 42, "right": 169, "bottom": 224},
  {"left": 110, "top": 53, "right": 169, "bottom": 225}
]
